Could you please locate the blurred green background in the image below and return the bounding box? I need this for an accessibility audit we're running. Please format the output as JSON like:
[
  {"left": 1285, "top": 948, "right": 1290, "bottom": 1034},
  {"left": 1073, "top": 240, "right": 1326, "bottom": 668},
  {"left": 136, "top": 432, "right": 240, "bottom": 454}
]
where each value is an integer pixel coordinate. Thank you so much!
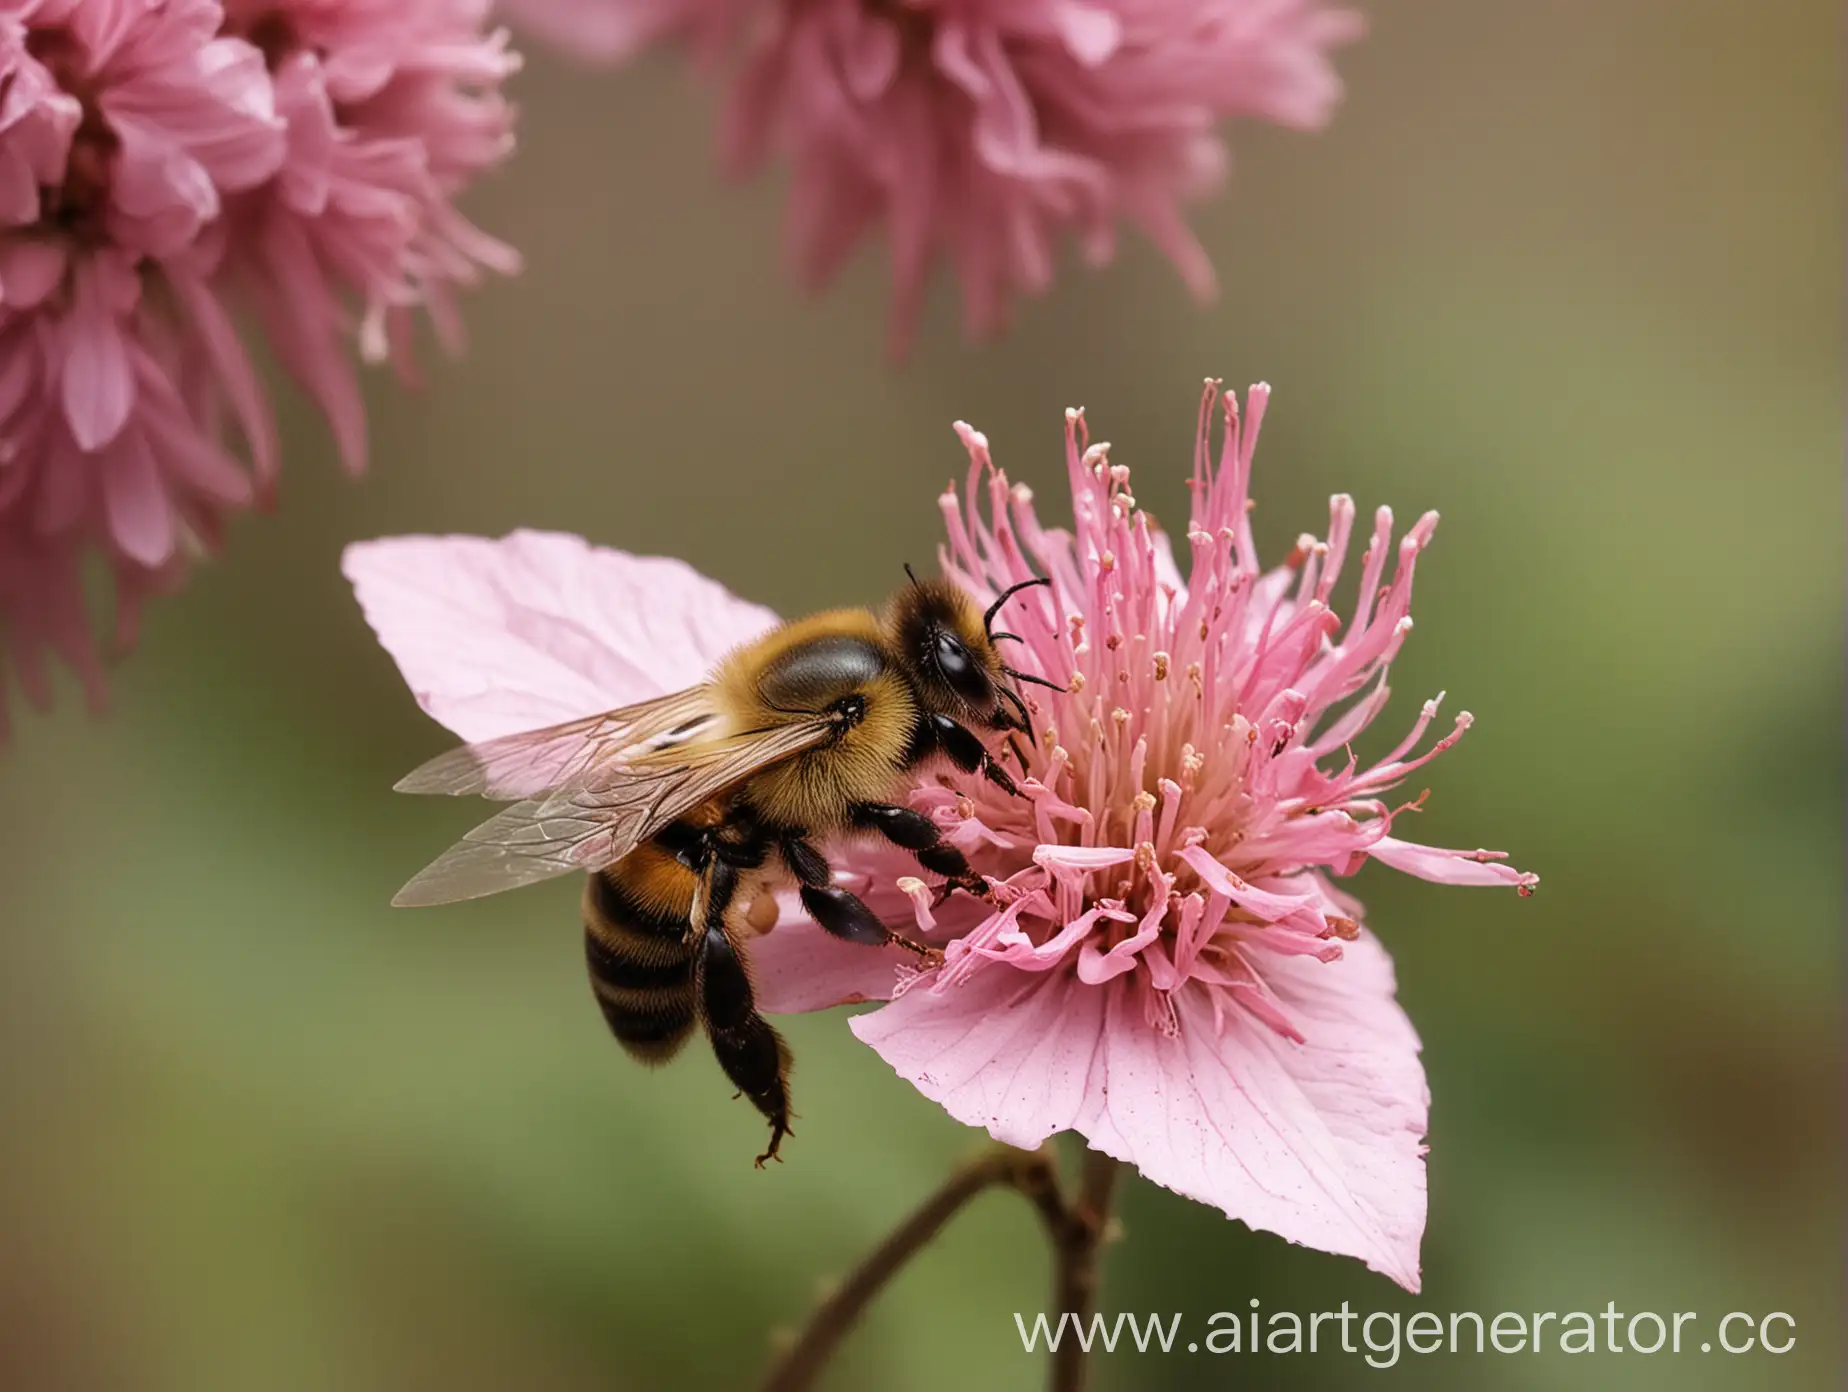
[{"left": 1, "top": 0, "right": 1839, "bottom": 1388}]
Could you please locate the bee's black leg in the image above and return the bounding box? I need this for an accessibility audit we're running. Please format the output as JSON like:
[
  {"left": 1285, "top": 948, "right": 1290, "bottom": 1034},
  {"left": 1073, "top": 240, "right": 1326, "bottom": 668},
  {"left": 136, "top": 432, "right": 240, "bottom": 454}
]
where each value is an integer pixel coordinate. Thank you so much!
[
  {"left": 695, "top": 858, "right": 792, "bottom": 1166},
  {"left": 780, "top": 832, "right": 940, "bottom": 960},
  {"left": 913, "top": 711, "right": 1019, "bottom": 796},
  {"left": 850, "top": 803, "right": 989, "bottom": 905},
  {"left": 1006, "top": 734, "right": 1032, "bottom": 775}
]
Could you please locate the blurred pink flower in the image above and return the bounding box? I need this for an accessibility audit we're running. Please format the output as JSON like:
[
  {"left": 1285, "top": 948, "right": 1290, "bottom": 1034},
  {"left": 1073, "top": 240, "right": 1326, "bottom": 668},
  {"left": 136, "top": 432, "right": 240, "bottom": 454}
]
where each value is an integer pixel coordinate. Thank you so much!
[
  {"left": 219, "top": 0, "right": 521, "bottom": 471},
  {"left": 346, "top": 379, "right": 1533, "bottom": 1290},
  {"left": 0, "top": 0, "right": 284, "bottom": 736},
  {"left": 0, "top": 0, "right": 518, "bottom": 739},
  {"left": 506, "top": 0, "right": 1360, "bottom": 353}
]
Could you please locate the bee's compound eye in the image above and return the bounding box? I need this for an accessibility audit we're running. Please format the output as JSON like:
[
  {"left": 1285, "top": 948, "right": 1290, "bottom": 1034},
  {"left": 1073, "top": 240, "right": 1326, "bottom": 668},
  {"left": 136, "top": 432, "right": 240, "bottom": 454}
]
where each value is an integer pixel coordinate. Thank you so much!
[
  {"left": 934, "top": 632, "right": 973, "bottom": 680},
  {"left": 932, "top": 630, "right": 993, "bottom": 706}
]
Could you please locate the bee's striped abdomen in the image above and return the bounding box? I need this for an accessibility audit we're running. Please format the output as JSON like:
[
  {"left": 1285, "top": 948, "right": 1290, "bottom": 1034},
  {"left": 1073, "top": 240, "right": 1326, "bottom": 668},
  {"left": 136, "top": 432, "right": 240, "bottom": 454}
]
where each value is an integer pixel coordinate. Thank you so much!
[{"left": 583, "top": 848, "right": 698, "bottom": 1064}]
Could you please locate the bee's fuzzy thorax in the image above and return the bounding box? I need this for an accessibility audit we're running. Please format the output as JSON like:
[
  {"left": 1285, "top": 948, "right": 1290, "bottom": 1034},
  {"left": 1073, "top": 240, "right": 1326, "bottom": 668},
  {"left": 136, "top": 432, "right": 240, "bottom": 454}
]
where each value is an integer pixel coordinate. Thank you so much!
[{"left": 715, "top": 608, "right": 921, "bottom": 828}]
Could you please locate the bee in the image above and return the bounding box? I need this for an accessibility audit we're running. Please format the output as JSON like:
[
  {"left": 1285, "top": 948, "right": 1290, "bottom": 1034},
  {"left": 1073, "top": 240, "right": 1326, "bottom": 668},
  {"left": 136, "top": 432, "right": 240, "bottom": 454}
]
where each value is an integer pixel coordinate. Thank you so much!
[{"left": 390, "top": 572, "right": 1058, "bottom": 1165}]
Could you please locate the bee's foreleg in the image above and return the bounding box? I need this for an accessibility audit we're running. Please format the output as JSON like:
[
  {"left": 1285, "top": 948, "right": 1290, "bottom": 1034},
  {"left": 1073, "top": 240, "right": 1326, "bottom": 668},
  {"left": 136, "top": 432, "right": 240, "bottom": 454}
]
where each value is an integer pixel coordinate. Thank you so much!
[
  {"left": 850, "top": 803, "right": 989, "bottom": 910},
  {"left": 1006, "top": 734, "right": 1032, "bottom": 774},
  {"left": 781, "top": 829, "right": 944, "bottom": 962},
  {"left": 916, "top": 712, "right": 1020, "bottom": 797}
]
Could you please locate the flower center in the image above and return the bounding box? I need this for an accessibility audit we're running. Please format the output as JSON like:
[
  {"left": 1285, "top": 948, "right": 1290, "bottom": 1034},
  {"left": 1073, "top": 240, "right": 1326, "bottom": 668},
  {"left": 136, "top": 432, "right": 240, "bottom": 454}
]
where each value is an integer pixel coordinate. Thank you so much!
[
  {"left": 861, "top": 0, "right": 935, "bottom": 49},
  {"left": 230, "top": 10, "right": 300, "bottom": 71},
  {"left": 23, "top": 27, "right": 116, "bottom": 240},
  {"left": 219, "top": 5, "right": 305, "bottom": 72}
]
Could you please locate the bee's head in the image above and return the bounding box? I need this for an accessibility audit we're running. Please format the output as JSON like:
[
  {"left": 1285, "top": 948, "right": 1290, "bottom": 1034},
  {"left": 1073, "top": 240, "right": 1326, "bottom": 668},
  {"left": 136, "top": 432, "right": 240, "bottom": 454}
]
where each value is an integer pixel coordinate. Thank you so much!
[{"left": 883, "top": 569, "right": 1056, "bottom": 738}]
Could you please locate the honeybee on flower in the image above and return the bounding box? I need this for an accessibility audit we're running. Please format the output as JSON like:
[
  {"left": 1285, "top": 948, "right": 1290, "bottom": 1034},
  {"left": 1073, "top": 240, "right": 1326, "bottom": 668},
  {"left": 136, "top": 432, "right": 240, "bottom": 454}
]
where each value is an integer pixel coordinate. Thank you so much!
[{"left": 349, "top": 380, "right": 1533, "bottom": 1290}]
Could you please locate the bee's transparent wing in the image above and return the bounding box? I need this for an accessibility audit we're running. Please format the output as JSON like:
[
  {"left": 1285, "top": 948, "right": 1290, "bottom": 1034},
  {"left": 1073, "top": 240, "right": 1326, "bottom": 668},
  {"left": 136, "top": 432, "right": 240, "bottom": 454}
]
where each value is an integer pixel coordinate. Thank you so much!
[
  {"left": 391, "top": 720, "right": 835, "bottom": 907},
  {"left": 393, "top": 687, "right": 721, "bottom": 800}
]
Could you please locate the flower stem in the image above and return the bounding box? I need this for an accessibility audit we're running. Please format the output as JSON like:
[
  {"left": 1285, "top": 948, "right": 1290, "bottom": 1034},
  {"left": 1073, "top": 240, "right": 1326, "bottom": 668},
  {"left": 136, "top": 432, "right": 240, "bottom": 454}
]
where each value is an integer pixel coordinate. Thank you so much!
[
  {"left": 759, "top": 1145, "right": 1123, "bottom": 1392},
  {"left": 761, "top": 1146, "right": 1057, "bottom": 1392},
  {"left": 1047, "top": 1149, "right": 1121, "bottom": 1392}
]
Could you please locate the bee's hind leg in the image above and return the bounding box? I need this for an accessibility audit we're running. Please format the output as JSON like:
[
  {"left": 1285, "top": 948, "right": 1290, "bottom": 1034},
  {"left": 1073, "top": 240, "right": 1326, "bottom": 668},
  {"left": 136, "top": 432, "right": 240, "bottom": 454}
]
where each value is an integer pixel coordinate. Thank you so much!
[{"left": 694, "top": 862, "right": 794, "bottom": 1166}]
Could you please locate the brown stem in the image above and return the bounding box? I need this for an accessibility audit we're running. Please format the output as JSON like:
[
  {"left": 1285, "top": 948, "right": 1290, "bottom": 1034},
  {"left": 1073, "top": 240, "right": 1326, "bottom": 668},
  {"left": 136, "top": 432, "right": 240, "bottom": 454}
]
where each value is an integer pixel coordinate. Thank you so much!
[
  {"left": 1046, "top": 1149, "right": 1122, "bottom": 1392},
  {"left": 758, "top": 1144, "right": 1124, "bottom": 1392},
  {"left": 761, "top": 1146, "right": 1060, "bottom": 1392}
]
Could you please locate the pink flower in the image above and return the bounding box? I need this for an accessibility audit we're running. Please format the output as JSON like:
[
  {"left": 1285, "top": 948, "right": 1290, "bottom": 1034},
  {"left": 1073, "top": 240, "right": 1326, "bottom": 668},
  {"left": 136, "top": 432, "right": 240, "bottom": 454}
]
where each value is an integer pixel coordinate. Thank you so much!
[
  {"left": 346, "top": 379, "right": 1533, "bottom": 1290},
  {"left": 0, "top": 0, "right": 284, "bottom": 735},
  {"left": 799, "top": 381, "right": 1534, "bottom": 1289},
  {"left": 0, "top": 0, "right": 518, "bottom": 739},
  {"left": 507, "top": 0, "right": 1360, "bottom": 353}
]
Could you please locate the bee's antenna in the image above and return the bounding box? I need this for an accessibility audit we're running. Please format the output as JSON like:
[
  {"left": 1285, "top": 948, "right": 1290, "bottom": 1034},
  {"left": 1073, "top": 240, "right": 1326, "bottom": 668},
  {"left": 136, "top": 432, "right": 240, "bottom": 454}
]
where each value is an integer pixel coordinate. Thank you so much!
[
  {"left": 903, "top": 563, "right": 922, "bottom": 588},
  {"left": 989, "top": 631, "right": 1024, "bottom": 645},
  {"left": 1003, "top": 665, "right": 1065, "bottom": 692},
  {"left": 982, "top": 576, "right": 1052, "bottom": 637}
]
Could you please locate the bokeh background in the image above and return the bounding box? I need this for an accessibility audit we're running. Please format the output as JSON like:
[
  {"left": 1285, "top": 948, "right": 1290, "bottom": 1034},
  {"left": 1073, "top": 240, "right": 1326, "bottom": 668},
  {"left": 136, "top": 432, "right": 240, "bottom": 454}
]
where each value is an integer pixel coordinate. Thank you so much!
[{"left": 1, "top": 0, "right": 1839, "bottom": 1388}]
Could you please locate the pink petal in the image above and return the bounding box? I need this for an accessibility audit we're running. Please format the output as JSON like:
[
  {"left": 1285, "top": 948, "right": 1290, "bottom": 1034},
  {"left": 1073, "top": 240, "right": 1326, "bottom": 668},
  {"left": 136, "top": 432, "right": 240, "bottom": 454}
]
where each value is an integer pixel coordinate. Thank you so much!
[
  {"left": 342, "top": 531, "right": 780, "bottom": 743},
  {"left": 750, "top": 912, "right": 909, "bottom": 1013},
  {"left": 1034, "top": 844, "right": 1136, "bottom": 871},
  {"left": 1053, "top": 2, "right": 1122, "bottom": 65},
  {"left": 497, "top": 0, "right": 665, "bottom": 63},
  {"left": 1367, "top": 836, "right": 1538, "bottom": 890},
  {"left": 31, "top": 428, "right": 89, "bottom": 532},
  {"left": 840, "top": 15, "right": 900, "bottom": 101},
  {"left": 851, "top": 963, "right": 1107, "bottom": 1152},
  {"left": 1177, "top": 844, "right": 1321, "bottom": 922},
  {"left": 0, "top": 151, "right": 37, "bottom": 224},
  {"left": 853, "top": 931, "right": 1428, "bottom": 1290},
  {"left": 253, "top": 216, "right": 369, "bottom": 473},
  {"left": 107, "top": 113, "right": 220, "bottom": 254},
  {"left": 61, "top": 293, "right": 135, "bottom": 452},
  {"left": 103, "top": 431, "right": 176, "bottom": 567},
  {"left": 188, "top": 38, "right": 287, "bottom": 190},
  {"left": 0, "top": 240, "right": 68, "bottom": 309},
  {"left": 165, "top": 269, "right": 277, "bottom": 493},
  {"left": 753, "top": 848, "right": 945, "bottom": 1013}
]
